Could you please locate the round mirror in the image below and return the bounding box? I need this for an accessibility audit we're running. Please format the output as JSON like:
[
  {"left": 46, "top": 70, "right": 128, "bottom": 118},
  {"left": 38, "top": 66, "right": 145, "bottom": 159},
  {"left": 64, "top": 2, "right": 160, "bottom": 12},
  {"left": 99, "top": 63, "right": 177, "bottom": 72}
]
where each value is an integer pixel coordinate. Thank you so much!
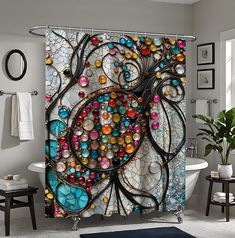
[{"left": 5, "top": 49, "right": 27, "bottom": 81}]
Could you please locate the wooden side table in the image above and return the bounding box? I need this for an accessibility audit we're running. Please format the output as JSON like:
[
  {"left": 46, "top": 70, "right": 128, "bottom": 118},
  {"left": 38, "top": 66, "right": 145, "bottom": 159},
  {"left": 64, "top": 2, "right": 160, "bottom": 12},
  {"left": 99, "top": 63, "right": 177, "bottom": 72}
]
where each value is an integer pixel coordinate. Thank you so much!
[
  {"left": 206, "top": 175, "right": 235, "bottom": 222},
  {"left": 0, "top": 186, "right": 38, "bottom": 236}
]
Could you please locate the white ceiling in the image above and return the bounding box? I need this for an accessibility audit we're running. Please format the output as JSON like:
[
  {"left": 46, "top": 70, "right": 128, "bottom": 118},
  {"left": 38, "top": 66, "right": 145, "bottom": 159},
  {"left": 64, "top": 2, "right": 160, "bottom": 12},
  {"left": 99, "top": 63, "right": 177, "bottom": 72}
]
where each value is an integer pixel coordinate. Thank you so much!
[{"left": 149, "top": 0, "right": 200, "bottom": 4}]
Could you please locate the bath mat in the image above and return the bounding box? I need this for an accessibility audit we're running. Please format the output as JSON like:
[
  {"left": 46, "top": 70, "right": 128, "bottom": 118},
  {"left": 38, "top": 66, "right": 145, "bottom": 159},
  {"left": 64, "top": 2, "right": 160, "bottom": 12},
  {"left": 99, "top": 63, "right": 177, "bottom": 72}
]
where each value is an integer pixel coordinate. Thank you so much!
[{"left": 80, "top": 227, "right": 195, "bottom": 238}]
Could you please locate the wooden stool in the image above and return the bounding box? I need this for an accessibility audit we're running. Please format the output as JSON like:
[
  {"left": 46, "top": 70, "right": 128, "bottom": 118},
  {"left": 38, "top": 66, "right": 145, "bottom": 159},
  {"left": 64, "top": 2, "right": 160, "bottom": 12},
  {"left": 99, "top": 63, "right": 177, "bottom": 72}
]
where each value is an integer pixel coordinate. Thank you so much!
[
  {"left": 0, "top": 186, "right": 38, "bottom": 236},
  {"left": 206, "top": 175, "right": 235, "bottom": 222}
]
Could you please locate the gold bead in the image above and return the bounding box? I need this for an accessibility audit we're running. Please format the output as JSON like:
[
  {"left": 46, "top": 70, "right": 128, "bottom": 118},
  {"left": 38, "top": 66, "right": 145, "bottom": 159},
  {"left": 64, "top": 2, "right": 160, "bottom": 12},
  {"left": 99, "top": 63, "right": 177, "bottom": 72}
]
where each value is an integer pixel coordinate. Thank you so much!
[
  {"left": 156, "top": 72, "right": 161, "bottom": 79},
  {"left": 90, "top": 204, "right": 96, "bottom": 209},
  {"left": 95, "top": 60, "right": 102, "bottom": 68},
  {"left": 99, "top": 75, "right": 107, "bottom": 84},
  {"left": 103, "top": 197, "right": 109, "bottom": 203},
  {"left": 125, "top": 52, "right": 132, "bottom": 59},
  {"left": 47, "top": 193, "right": 53, "bottom": 199},
  {"left": 132, "top": 53, "right": 138, "bottom": 59}
]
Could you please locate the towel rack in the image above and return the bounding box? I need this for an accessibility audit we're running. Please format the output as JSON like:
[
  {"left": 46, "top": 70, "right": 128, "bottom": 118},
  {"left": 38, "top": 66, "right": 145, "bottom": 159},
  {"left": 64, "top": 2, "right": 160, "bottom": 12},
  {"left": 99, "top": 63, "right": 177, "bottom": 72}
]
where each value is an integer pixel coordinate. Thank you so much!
[
  {"left": 0, "top": 90, "right": 38, "bottom": 96},
  {"left": 191, "top": 99, "right": 218, "bottom": 104}
]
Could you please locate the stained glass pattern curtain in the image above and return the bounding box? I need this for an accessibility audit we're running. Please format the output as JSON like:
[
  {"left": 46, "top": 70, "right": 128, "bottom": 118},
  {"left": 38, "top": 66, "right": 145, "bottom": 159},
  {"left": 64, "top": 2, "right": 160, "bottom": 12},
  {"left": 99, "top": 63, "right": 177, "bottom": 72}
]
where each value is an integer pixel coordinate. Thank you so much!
[{"left": 45, "top": 30, "right": 186, "bottom": 218}]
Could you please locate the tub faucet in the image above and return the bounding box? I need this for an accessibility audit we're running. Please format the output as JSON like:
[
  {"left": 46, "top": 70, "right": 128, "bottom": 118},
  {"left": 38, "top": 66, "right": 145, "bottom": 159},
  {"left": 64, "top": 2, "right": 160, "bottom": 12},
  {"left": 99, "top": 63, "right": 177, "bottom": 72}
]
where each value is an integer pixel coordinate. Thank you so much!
[{"left": 186, "top": 138, "right": 198, "bottom": 158}]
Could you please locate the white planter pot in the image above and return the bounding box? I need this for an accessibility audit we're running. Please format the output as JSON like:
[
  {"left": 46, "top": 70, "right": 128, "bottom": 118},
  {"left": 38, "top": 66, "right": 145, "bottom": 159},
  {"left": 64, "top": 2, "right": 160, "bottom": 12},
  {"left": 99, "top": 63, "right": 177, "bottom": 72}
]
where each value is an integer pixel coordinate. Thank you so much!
[{"left": 218, "top": 164, "right": 233, "bottom": 179}]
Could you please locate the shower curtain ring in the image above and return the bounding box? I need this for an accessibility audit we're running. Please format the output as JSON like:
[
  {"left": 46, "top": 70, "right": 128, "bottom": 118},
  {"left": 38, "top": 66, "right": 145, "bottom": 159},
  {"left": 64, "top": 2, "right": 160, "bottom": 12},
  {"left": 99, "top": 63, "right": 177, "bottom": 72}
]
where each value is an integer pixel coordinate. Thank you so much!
[{"left": 91, "top": 28, "right": 94, "bottom": 35}]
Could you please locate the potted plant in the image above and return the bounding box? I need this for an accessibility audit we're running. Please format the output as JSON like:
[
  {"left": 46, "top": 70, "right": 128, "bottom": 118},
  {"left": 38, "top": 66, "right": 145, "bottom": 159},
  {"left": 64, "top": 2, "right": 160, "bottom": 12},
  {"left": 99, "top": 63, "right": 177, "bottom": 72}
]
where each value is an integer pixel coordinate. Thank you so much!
[{"left": 193, "top": 108, "right": 235, "bottom": 179}]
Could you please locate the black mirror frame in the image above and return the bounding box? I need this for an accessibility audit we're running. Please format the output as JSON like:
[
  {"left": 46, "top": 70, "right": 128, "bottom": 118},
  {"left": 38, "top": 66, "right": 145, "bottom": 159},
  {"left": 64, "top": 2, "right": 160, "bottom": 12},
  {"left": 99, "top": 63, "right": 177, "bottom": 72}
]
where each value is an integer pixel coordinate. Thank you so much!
[{"left": 5, "top": 49, "right": 27, "bottom": 81}]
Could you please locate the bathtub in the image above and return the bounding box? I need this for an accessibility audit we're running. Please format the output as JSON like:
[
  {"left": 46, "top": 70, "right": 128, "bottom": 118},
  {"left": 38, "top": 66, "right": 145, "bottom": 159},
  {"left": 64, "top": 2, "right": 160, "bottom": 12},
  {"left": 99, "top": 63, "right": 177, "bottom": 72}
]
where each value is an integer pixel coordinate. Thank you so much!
[
  {"left": 28, "top": 157, "right": 208, "bottom": 200},
  {"left": 185, "top": 157, "right": 208, "bottom": 200}
]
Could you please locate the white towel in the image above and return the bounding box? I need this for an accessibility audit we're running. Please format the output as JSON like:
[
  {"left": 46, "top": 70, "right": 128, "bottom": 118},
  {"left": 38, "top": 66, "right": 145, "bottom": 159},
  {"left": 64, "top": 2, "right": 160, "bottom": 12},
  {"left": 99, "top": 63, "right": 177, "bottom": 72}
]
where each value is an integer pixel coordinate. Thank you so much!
[
  {"left": 0, "top": 178, "right": 28, "bottom": 186},
  {"left": 214, "top": 192, "right": 233, "bottom": 197},
  {"left": 195, "top": 100, "right": 209, "bottom": 123},
  {"left": 11, "top": 93, "right": 34, "bottom": 140},
  {"left": 0, "top": 184, "right": 28, "bottom": 191}
]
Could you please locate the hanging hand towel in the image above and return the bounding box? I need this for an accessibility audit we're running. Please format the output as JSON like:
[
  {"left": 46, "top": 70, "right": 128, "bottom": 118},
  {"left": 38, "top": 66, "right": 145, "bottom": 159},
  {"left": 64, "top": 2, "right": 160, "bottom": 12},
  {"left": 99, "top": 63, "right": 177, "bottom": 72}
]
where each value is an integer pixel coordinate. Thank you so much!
[
  {"left": 11, "top": 93, "right": 34, "bottom": 140},
  {"left": 195, "top": 100, "right": 209, "bottom": 123}
]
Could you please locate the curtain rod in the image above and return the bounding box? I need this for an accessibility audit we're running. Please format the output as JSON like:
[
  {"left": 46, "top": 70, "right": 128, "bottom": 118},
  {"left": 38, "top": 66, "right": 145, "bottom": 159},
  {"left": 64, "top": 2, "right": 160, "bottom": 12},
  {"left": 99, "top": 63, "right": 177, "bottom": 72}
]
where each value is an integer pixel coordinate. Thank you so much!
[{"left": 29, "top": 25, "right": 196, "bottom": 41}]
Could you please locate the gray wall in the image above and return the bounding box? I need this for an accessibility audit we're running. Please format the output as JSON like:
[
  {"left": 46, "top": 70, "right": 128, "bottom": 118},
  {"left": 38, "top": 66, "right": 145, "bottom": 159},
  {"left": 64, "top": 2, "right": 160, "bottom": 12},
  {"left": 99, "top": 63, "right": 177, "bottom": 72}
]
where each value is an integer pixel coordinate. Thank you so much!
[
  {"left": 0, "top": 0, "right": 193, "bottom": 215},
  {"left": 191, "top": 0, "right": 235, "bottom": 213}
]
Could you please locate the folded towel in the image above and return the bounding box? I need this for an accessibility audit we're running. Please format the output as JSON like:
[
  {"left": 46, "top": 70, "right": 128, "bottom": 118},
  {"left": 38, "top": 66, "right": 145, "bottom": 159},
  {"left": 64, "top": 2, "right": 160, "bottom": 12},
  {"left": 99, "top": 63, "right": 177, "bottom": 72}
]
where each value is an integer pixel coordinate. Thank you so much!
[
  {"left": 11, "top": 93, "right": 34, "bottom": 140},
  {"left": 0, "top": 178, "right": 27, "bottom": 186},
  {"left": 214, "top": 197, "right": 234, "bottom": 203},
  {"left": 195, "top": 100, "right": 209, "bottom": 123},
  {"left": 0, "top": 184, "right": 28, "bottom": 191},
  {"left": 214, "top": 192, "right": 233, "bottom": 197}
]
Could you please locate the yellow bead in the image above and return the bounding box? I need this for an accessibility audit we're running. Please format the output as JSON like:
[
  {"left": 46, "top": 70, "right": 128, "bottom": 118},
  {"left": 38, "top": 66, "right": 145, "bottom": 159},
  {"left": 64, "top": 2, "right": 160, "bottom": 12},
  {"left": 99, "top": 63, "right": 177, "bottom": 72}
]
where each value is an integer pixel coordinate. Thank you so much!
[
  {"left": 103, "top": 197, "right": 109, "bottom": 203},
  {"left": 112, "top": 114, "right": 120, "bottom": 123},
  {"left": 110, "top": 92, "right": 118, "bottom": 99},
  {"left": 181, "top": 77, "right": 186, "bottom": 83},
  {"left": 125, "top": 52, "right": 132, "bottom": 59},
  {"left": 45, "top": 189, "right": 49, "bottom": 194},
  {"left": 164, "top": 90, "right": 171, "bottom": 96},
  {"left": 99, "top": 75, "right": 107, "bottom": 84},
  {"left": 90, "top": 204, "right": 96, "bottom": 209},
  {"left": 110, "top": 137, "right": 117, "bottom": 144},
  {"left": 170, "top": 39, "right": 176, "bottom": 45},
  {"left": 98, "top": 157, "right": 102, "bottom": 162},
  {"left": 132, "top": 37, "right": 139, "bottom": 42},
  {"left": 145, "top": 111, "right": 150, "bottom": 116},
  {"left": 101, "top": 173, "right": 106, "bottom": 179},
  {"left": 100, "top": 144, "right": 106, "bottom": 151},
  {"left": 145, "top": 38, "right": 152, "bottom": 45},
  {"left": 47, "top": 193, "right": 53, "bottom": 199},
  {"left": 125, "top": 135, "right": 132, "bottom": 144},
  {"left": 132, "top": 53, "right": 138, "bottom": 59},
  {"left": 46, "top": 58, "right": 53, "bottom": 65},
  {"left": 125, "top": 144, "right": 135, "bottom": 154},
  {"left": 118, "top": 138, "right": 124, "bottom": 145},
  {"left": 82, "top": 158, "right": 88, "bottom": 165},
  {"left": 70, "top": 161, "right": 76, "bottom": 167},
  {"left": 95, "top": 60, "right": 102, "bottom": 68},
  {"left": 156, "top": 72, "right": 161, "bottom": 79},
  {"left": 150, "top": 44, "right": 157, "bottom": 52}
]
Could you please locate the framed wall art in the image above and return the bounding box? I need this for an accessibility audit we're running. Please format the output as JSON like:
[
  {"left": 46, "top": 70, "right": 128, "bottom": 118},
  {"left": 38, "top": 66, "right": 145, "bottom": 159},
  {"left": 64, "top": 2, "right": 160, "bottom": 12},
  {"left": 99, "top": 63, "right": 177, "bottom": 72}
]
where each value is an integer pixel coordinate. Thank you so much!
[
  {"left": 197, "top": 69, "right": 215, "bottom": 89},
  {"left": 197, "top": 43, "right": 215, "bottom": 65}
]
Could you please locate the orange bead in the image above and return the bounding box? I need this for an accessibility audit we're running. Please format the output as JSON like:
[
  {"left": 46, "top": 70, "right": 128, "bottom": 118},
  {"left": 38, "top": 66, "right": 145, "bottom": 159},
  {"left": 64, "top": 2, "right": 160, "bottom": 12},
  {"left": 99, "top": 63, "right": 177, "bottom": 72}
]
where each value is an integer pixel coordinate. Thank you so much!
[
  {"left": 125, "top": 144, "right": 135, "bottom": 154},
  {"left": 99, "top": 75, "right": 107, "bottom": 84},
  {"left": 70, "top": 161, "right": 76, "bottom": 167},
  {"left": 102, "top": 125, "right": 112, "bottom": 135},
  {"left": 102, "top": 112, "right": 109, "bottom": 120}
]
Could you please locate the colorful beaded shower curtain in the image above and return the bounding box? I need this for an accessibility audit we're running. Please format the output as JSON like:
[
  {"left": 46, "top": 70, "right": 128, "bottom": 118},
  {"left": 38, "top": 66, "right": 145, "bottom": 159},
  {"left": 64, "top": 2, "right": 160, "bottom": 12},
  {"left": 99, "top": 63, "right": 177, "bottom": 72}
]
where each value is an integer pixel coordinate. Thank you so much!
[{"left": 45, "top": 29, "right": 186, "bottom": 218}]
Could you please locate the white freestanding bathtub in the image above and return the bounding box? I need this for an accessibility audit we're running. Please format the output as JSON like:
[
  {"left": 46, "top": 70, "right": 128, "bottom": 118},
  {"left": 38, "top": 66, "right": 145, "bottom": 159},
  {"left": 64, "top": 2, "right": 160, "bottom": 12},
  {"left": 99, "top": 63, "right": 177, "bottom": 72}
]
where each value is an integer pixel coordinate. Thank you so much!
[{"left": 28, "top": 157, "right": 208, "bottom": 200}]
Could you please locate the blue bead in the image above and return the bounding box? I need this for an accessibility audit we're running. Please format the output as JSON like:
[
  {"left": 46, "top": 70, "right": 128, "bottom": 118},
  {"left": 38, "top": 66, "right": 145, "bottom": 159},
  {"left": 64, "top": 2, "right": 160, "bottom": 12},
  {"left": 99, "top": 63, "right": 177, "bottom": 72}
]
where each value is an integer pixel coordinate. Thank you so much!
[
  {"left": 172, "top": 79, "right": 179, "bottom": 86},
  {"left": 113, "top": 107, "right": 118, "bottom": 113},
  {"left": 126, "top": 40, "right": 134, "bottom": 48},
  {"left": 70, "top": 168, "right": 75, "bottom": 173},
  {"left": 58, "top": 107, "right": 69, "bottom": 119},
  {"left": 85, "top": 170, "right": 90, "bottom": 176},
  {"left": 80, "top": 142, "right": 88, "bottom": 149},
  {"left": 76, "top": 172, "right": 81, "bottom": 178},
  {"left": 124, "top": 121, "right": 130, "bottom": 127},
  {"left": 120, "top": 37, "right": 126, "bottom": 45},
  {"left": 97, "top": 96, "right": 104, "bottom": 102},
  {"left": 140, "top": 37, "right": 145, "bottom": 42},
  {"left": 160, "top": 63, "right": 165, "bottom": 69},
  {"left": 103, "top": 94, "right": 110, "bottom": 101},
  {"left": 122, "top": 65, "right": 127, "bottom": 71},
  {"left": 108, "top": 43, "right": 114, "bottom": 49},
  {"left": 90, "top": 150, "right": 99, "bottom": 159},
  {"left": 121, "top": 116, "right": 126, "bottom": 121},
  {"left": 114, "top": 61, "right": 120, "bottom": 67},
  {"left": 106, "top": 107, "right": 112, "bottom": 112},
  {"left": 95, "top": 123, "right": 101, "bottom": 130},
  {"left": 123, "top": 154, "right": 129, "bottom": 161},
  {"left": 171, "top": 45, "right": 180, "bottom": 55},
  {"left": 124, "top": 71, "right": 130, "bottom": 78}
]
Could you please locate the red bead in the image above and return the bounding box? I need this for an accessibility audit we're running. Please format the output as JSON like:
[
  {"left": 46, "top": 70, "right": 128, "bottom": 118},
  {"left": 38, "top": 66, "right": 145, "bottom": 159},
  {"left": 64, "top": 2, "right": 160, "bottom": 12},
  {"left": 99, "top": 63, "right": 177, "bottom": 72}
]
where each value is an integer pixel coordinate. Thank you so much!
[
  {"left": 86, "top": 179, "right": 93, "bottom": 187},
  {"left": 58, "top": 137, "right": 66, "bottom": 146},
  {"left": 45, "top": 95, "right": 52, "bottom": 102},
  {"left": 127, "top": 94, "right": 133, "bottom": 100},
  {"left": 77, "top": 116, "right": 84, "bottom": 123},
  {"left": 77, "top": 177, "right": 85, "bottom": 185},
  {"left": 94, "top": 117, "right": 100, "bottom": 123},
  {"left": 89, "top": 172, "right": 96, "bottom": 179},
  {"left": 127, "top": 108, "right": 136, "bottom": 118},
  {"left": 122, "top": 100, "right": 128, "bottom": 106},
  {"left": 84, "top": 61, "right": 90, "bottom": 67},
  {"left": 92, "top": 101, "right": 100, "bottom": 109},
  {"left": 119, "top": 148, "right": 125, "bottom": 157},
  {"left": 69, "top": 175, "right": 76, "bottom": 183},
  {"left": 78, "top": 91, "right": 85, "bottom": 98},
  {"left": 141, "top": 47, "right": 151, "bottom": 56},
  {"left": 118, "top": 95, "right": 124, "bottom": 102},
  {"left": 92, "top": 109, "right": 99, "bottom": 117},
  {"left": 91, "top": 37, "right": 100, "bottom": 46},
  {"left": 109, "top": 99, "right": 116, "bottom": 108},
  {"left": 85, "top": 105, "right": 92, "bottom": 112},
  {"left": 81, "top": 111, "right": 87, "bottom": 117}
]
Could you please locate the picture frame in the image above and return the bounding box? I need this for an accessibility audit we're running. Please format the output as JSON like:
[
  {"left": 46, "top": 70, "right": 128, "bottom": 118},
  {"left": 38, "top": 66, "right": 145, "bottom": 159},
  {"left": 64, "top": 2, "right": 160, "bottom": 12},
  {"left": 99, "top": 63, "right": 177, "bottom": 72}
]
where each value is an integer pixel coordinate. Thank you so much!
[
  {"left": 197, "top": 69, "right": 215, "bottom": 89},
  {"left": 197, "top": 43, "right": 215, "bottom": 65}
]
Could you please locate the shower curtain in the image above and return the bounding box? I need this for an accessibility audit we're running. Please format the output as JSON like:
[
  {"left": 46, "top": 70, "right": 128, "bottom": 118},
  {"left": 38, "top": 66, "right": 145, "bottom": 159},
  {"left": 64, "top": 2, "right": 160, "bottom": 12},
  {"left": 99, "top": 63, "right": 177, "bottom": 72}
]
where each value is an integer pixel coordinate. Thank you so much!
[{"left": 45, "top": 29, "right": 186, "bottom": 218}]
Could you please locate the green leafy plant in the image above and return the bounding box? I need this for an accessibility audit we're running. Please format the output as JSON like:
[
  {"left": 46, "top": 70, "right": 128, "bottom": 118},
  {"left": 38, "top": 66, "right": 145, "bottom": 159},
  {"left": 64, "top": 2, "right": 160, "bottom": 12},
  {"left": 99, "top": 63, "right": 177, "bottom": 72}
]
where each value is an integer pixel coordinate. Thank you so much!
[{"left": 192, "top": 108, "right": 235, "bottom": 165}]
